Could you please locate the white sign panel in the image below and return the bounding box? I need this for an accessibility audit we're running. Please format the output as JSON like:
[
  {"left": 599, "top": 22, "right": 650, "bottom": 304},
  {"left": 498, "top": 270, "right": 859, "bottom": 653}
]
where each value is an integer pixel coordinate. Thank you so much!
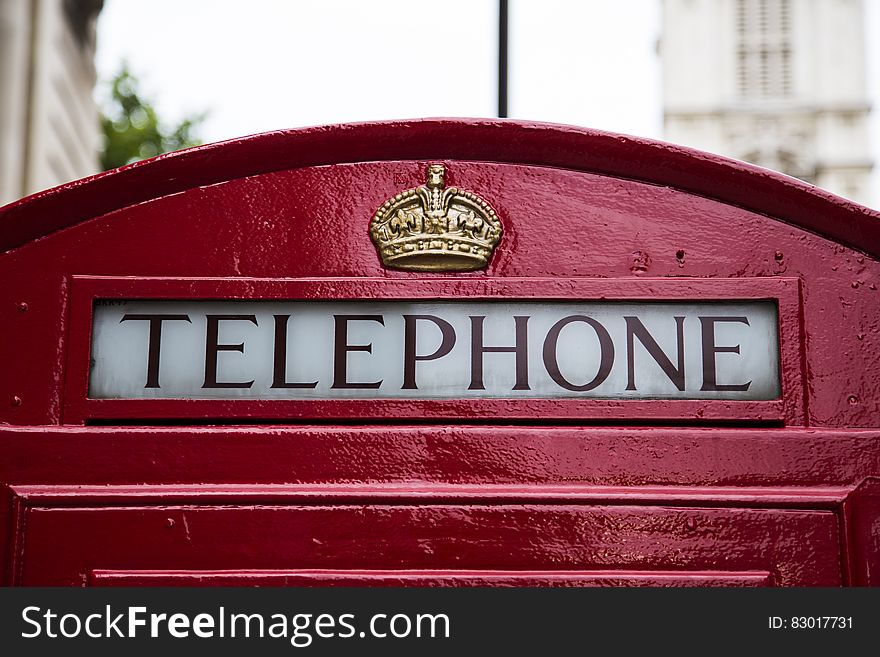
[{"left": 89, "top": 300, "right": 780, "bottom": 400}]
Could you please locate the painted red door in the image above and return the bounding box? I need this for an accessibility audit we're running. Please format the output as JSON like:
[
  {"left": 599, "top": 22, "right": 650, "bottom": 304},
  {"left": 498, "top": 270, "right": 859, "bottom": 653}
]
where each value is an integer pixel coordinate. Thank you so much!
[{"left": 1, "top": 120, "right": 878, "bottom": 586}]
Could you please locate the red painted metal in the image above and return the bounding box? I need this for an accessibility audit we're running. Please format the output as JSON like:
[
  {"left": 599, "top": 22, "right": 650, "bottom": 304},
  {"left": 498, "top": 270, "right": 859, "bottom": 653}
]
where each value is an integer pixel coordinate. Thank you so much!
[
  {"left": 2, "top": 425, "right": 879, "bottom": 586},
  {"left": 10, "top": 497, "right": 843, "bottom": 586},
  {"left": 1, "top": 120, "right": 879, "bottom": 258},
  {"left": 840, "top": 478, "right": 880, "bottom": 585},
  {"left": 1, "top": 119, "right": 879, "bottom": 586}
]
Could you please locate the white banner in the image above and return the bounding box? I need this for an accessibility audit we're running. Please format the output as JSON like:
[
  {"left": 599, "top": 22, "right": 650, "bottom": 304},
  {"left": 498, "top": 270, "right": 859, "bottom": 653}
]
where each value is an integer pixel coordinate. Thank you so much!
[{"left": 89, "top": 300, "right": 779, "bottom": 400}]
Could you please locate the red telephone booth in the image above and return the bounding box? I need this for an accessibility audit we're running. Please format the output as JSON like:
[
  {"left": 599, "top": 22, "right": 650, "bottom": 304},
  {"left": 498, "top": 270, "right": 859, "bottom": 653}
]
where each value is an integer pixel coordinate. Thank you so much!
[{"left": 1, "top": 120, "right": 878, "bottom": 586}]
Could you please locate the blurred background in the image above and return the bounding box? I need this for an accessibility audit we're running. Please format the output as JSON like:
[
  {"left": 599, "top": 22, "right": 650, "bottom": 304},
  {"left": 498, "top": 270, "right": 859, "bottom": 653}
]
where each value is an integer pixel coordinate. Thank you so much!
[{"left": 0, "top": 0, "right": 877, "bottom": 208}]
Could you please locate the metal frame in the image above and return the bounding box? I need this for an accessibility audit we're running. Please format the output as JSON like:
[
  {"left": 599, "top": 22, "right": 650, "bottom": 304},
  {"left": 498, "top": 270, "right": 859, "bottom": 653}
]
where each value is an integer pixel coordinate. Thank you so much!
[{"left": 64, "top": 275, "right": 804, "bottom": 425}]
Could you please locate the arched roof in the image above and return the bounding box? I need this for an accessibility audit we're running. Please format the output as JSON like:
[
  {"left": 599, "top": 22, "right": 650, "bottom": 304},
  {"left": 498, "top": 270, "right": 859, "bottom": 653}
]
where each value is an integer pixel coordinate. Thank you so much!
[{"left": 1, "top": 119, "right": 878, "bottom": 257}]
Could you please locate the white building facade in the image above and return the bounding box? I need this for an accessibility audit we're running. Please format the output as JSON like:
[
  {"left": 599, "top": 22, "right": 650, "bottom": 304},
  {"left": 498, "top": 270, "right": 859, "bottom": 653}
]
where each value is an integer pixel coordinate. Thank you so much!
[
  {"left": 0, "top": 0, "right": 103, "bottom": 206},
  {"left": 661, "top": 0, "right": 873, "bottom": 206}
]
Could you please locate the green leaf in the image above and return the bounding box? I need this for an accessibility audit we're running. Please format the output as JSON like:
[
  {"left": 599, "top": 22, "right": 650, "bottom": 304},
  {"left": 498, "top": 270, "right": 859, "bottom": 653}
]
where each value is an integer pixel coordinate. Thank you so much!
[{"left": 99, "top": 63, "right": 206, "bottom": 171}]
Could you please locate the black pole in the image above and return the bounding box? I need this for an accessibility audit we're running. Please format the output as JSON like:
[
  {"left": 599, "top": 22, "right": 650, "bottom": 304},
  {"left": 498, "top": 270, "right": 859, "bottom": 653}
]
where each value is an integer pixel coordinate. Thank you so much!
[{"left": 498, "top": 0, "right": 508, "bottom": 118}]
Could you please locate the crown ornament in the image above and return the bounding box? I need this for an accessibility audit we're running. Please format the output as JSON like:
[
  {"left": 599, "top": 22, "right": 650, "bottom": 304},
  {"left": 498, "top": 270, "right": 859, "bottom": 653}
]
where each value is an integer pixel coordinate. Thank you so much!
[{"left": 369, "top": 164, "right": 503, "bottom": 271}]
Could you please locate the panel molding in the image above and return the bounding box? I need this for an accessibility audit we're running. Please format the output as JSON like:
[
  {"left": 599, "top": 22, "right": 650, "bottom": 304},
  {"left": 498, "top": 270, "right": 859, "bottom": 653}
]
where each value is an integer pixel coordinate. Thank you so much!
[
  {"left": 90, "top": 568, "right": 775, "bottom": 587},
  {"left": 4, "top": 481, "right": 852, "bottom": 586}
]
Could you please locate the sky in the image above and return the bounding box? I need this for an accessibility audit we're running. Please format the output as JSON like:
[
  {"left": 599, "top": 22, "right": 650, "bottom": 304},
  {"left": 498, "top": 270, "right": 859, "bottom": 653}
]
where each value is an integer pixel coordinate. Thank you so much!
[
  {"left": 95, "top": 0, "right": 662, "bottom": 138},
  {"left": 96, "top": 0, "right": 877, "bottom": 204}
]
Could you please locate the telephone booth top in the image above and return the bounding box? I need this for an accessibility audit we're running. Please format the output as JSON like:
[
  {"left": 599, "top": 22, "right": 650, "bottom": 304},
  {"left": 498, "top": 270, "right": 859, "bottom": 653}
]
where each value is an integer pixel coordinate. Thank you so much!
[{"left": 1, "top": 119, "right": 879, "bottom": 586}]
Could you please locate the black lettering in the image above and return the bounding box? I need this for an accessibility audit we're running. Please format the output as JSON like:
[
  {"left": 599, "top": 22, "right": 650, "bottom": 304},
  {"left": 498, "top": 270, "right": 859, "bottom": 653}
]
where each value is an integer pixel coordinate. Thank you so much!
[
  {"left": 469, "top": 315, "right": 530, "bottom": 390},
  {"left": 120, "top": 313, "right": 191, "bottom": 388},
  {"left": 402, "top": 314, "right": 456, "bottom": 389},
  {"left": 542, "top": 315, "right": 614, "bottom": 391},
  {"left": 332, "top": 315, "right": 385, "bottom": 389},
  {"left": 203, "top": 315, "right": 258, "bottom": 388},
  {"left": 699, "top": 316, "right": 752, "bottom": 391},
  {"left": 271, "top": 315, "right": 318, "bottom": 388},
  {"left": 625, "top": 316, "right": 686, "bottom": 391}
]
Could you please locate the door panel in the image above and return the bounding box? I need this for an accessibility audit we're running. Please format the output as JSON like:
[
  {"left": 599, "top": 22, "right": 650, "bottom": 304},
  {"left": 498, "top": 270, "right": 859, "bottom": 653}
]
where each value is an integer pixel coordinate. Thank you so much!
[{"left": 13, "top": 503, "right": 839, "bottom": 586}]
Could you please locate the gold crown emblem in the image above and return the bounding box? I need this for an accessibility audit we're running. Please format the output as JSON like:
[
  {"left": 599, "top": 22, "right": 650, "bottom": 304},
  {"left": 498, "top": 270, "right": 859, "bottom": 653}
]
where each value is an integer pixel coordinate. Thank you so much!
[{"left": 369, "top": 164, "right": 502, "bottom": 271}]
